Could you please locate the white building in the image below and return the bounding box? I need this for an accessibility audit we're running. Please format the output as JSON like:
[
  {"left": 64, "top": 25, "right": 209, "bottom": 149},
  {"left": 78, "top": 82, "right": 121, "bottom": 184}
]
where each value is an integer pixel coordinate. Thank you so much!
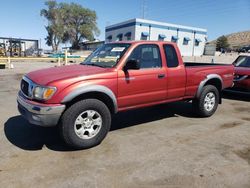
[{"left": 105, "top": 18, "right": 207, "bottom": 56}]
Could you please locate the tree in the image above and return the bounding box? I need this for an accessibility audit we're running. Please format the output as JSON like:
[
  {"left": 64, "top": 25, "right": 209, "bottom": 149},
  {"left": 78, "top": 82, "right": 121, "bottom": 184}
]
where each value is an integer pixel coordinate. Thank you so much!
[
  {"left": 41, "top": 1, "right": 99, "bottom": 51},
  {"left": 41, "top": 1, "right": 66, "bottom": 51},
  {"left": 216, "top": 35, "right": 229, "bottom": 51},
  {"left": 61, "top": 3, "right": 100, "bottom": 49}
]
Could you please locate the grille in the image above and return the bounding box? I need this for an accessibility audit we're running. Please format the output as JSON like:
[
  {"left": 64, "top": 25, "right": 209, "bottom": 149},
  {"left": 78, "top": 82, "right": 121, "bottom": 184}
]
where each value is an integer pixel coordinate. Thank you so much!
[{"left": 21, "top": 79, "right": 29, "bottom": 96}]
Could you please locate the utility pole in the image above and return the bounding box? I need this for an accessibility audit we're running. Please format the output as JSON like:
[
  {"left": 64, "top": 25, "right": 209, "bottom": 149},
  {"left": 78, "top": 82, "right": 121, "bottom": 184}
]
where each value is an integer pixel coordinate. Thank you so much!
[
  {"left": 192, "top": 31, "right": 196, "bottom": 56},
  {"left": 39, "top": 38, "right": 41, "bottom": 49},
  {"left": 149, "top": 25, "right": 151, "bottom": 40}
]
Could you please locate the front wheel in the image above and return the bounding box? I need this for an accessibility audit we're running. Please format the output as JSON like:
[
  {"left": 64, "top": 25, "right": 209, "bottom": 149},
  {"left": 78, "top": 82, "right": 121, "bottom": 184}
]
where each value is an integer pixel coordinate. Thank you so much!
[
  {"left": 193, "top": 85, "right": 219, "bottom": 117},
  {"left": 60, "top": 99, "right": 111, "bottom": 149}
]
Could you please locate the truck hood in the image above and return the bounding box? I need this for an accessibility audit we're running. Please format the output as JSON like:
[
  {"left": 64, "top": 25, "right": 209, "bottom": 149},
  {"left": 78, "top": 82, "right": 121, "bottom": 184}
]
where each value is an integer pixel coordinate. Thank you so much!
[{"left": 26, "top": 64, "right": 115, "bottom": 85}]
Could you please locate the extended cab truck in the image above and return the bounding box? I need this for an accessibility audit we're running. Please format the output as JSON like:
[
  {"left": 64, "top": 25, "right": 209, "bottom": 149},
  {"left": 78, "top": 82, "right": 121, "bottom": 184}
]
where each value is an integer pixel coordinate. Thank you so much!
[{"left": 17, "top": 41, "right": 234, "bottom": 149}]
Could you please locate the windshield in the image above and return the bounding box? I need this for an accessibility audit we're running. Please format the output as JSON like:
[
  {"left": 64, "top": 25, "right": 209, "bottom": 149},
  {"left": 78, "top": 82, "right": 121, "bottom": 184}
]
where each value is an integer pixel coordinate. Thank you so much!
[
  {"left": 81, "top": 43, "right": 131, "bottom": 68},
  {"left": 234, "top": 56, "right": 250, "bottom": 67}
]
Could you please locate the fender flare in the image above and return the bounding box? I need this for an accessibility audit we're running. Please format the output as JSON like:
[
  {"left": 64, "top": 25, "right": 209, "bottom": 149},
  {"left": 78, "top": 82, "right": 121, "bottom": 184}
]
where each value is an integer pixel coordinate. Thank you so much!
[
  {"left": 62, "top": 85, "right": 118, "bottom": 113},
  {"left": 196, "top": 74, "right": 223, "bottom": 98}
]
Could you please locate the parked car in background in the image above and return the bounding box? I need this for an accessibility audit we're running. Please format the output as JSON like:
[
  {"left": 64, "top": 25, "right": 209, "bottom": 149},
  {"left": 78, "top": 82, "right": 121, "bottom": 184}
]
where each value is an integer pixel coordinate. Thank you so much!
[
  {"left": 232, "top": 55, "right": 250, "bottom": 92},
  {"left": 237, "top": 46, "right": 250, "bottom": 53},
  {"left": 17, "top": 41, "right": 234, "bottom": 149}
]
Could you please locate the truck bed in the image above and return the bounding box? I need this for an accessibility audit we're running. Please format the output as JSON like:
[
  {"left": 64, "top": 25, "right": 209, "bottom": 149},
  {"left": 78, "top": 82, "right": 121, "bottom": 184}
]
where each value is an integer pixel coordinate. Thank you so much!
[{"left": 183, "top": 62, "right": 234, "bottom": 96}]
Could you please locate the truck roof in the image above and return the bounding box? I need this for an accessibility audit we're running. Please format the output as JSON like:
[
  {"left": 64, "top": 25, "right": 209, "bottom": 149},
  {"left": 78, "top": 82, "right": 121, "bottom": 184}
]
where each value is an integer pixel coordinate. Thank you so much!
[{"left": 108, "top": 40, "right": 176, "bottom": 45}]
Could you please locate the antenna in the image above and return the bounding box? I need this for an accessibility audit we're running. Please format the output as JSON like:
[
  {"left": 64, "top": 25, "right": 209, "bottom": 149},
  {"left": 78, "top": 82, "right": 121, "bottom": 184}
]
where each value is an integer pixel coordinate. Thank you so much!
[{"left": 141, "top": 0, "right": 147, "bottom": 19}]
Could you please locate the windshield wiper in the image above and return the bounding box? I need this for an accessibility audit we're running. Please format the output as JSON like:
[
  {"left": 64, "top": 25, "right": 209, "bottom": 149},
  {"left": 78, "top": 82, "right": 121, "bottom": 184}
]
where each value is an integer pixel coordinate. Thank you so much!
[{"left": 81, "top": 63, "right": 109, "bottom": 68}]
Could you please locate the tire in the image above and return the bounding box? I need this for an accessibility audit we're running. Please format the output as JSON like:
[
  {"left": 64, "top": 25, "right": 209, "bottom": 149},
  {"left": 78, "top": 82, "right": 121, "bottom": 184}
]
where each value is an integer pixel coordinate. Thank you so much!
[
  {"left": 60, "top": 99, "right": 111, "bottom": 149},
  {"left": 193, "top": 85, "right": 219, "bottom": 117}
]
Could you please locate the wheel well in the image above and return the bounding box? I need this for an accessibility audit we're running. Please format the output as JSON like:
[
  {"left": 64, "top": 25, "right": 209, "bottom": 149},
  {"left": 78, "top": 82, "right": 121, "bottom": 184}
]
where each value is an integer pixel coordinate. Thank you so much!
[
  {"left": 65, "top": 92, "right": 116, "bottom": 114},
  {"left": 205, "top": 78, "right": 222, "bottom": 91},
  {"left": 204, "top": 78, "right": 222, "bottom": 104}
]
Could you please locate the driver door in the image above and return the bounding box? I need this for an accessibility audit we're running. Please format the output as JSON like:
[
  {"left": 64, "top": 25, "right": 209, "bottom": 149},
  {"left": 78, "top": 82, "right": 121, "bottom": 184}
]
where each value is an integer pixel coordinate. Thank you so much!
[{"left": 117, "top": 44, "right": 167, "bottom": 108}]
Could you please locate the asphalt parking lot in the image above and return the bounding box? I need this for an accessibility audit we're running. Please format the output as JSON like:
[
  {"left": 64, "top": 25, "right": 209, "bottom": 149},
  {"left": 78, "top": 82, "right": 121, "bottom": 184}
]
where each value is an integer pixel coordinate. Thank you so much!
[{"left": 0, "top": 61, "right": 250, "bottom": 188}]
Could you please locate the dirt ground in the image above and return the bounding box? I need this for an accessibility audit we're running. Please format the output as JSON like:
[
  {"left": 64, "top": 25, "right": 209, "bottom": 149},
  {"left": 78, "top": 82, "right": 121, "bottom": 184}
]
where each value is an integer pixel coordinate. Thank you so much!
[{"left": 0, "top": 61, "right": 250, "bottom": 188}]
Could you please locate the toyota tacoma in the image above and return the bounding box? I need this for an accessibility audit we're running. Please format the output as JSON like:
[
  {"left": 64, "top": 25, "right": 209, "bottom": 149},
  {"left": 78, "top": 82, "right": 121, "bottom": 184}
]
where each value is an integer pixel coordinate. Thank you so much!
[{"left": 17, "top": 41, "right": 234, "bottom": 149}]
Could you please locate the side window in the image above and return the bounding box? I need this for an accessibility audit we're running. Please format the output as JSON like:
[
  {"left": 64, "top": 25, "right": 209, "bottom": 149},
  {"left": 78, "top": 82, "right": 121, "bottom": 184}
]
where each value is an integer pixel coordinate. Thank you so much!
[
  {"left": 171, "top": 36, "right": 178, "bottom": 43},
  {"left": 183, "top": 37, "right": 190, "bottom": 45},
  {"left": 116, "top": 34, "right": 123, "bottom": 41},
  {"left": 128, "top": 44, "right": 162, "bottom": 69},
  {"left": 164, "top": 45, "right": 179, "bottom": 68},
  {"left": 183, "top": 39, "right": 189, "bottom": 45},
  {"left": 195, "top": 40, "right": 199, "bottom": 46}
]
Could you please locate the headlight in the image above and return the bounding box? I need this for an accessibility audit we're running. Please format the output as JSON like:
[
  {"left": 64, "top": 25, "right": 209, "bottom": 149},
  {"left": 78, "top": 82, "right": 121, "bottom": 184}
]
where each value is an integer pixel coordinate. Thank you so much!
[{"left": 33, "top": 86, "right": 56, "bottom": 100}]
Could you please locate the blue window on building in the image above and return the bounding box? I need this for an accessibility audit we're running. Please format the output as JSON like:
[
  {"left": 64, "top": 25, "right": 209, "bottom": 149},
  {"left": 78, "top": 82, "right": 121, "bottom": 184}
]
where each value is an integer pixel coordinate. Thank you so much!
[
  {"left": 125, "top": 32, "right": 132, "bottom": 41},
  {"left": 117, "top": 34, "right": 123, "bottom": 41},
  {"left": 107, "top": 35, "right": 112, "bottom": 42},
  {"left": 158, "top": 34, "right": 166, "bottom": 41},
  {"left": 171, "top": 36, "right": 178, "bottom": 43},
  {"left": 183, "top": 37, "right": 191, "bottom": 45},
  {"left": 195, "top": 39, "right": 202, "bottom": 46},
  {"left": 141, "top": 32, "right": 149, "bottom": 40}
]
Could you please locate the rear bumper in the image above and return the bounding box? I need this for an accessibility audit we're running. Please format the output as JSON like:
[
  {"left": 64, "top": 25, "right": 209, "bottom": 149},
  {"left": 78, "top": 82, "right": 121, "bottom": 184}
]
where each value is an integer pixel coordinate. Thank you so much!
[{"left": 17, "top": 91, "right": 65, "bottom": 127}]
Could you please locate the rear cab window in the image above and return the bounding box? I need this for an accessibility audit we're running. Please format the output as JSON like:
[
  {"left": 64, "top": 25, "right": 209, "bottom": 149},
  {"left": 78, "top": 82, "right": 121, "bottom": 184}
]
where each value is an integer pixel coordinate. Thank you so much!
[{"left": 164, "top": 44, "right": 179, "bottom": 68}]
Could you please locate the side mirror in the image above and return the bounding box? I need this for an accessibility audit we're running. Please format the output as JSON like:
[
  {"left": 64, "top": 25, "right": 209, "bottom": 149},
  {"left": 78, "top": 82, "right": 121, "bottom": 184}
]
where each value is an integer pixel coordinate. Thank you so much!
[{"left": 124, "top": 59, "right": 140, "bottom": 71}]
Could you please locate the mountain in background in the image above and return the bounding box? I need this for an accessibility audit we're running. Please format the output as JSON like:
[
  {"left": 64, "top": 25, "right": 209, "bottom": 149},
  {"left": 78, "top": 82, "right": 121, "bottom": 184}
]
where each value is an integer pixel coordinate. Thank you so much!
[{"left": 208, "top": 30, "right": 250, "bottom": 49}]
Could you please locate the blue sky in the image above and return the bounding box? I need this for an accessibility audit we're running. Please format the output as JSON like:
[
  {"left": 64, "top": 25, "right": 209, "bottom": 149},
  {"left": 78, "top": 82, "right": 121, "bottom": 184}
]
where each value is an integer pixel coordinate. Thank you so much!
[{"left": 0, "top": 0, "right": 249, "bottom": 49}]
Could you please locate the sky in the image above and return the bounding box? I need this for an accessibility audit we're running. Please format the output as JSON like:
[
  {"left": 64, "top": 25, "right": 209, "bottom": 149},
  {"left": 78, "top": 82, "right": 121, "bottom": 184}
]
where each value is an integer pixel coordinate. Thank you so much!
[{"left": 0, "top": 0, "right": 249, "bottom": 49}]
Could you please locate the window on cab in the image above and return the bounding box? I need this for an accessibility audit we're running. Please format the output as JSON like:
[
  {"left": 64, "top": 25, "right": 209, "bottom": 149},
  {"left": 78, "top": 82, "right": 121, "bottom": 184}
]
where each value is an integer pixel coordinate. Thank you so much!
[
  {"left": 164, "top": 44, "right": 179, "bottom": 68},
  {"left": 234, "top": 56, "right": 250, "bottom": 67},
  {"left": 127, "top": 44, "right": 162, "bottom": 69}
]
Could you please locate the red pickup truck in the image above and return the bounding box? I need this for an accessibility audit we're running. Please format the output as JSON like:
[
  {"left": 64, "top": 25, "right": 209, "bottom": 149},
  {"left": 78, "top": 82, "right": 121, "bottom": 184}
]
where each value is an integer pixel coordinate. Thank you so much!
[{"left": 17, "top": 41, "right": 234, "bottom": 149}]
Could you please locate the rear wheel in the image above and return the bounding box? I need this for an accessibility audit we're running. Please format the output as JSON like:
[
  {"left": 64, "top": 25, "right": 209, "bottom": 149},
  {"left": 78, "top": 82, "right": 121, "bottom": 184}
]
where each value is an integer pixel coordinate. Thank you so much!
[
  {"left": 60, "top": 99, "right": 111, "bottom": 149},
  {"left": 193, "top": 85, "right": 219, "bottom": 117}
]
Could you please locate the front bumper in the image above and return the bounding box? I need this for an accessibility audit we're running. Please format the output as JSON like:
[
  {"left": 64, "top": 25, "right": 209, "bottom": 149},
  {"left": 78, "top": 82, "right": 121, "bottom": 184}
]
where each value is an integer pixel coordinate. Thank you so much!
[{"left": 17, "top": 91, "right": 66, "bottom": 127}]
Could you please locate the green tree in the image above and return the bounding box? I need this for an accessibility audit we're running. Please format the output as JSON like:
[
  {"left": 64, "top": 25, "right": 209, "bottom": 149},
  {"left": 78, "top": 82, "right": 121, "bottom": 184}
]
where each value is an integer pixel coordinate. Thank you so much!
[
  {"left": 41, "top": 1, "right": 99, "bottom": 50},
  {"left": 61, "top": 3, "right": 100, "bottom": 49},
  {"left": 41, "top": 1, "right": 66, "bottom": 51},
  {"left": 216, "top": 35, "right": 229, "bottom": 51}
]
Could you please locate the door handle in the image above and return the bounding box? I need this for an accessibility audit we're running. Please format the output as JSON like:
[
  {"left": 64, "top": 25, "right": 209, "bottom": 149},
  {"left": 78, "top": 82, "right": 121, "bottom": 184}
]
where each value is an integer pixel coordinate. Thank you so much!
[{"left": 158, "top": 74, "right": 165, "bottom": 79}]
